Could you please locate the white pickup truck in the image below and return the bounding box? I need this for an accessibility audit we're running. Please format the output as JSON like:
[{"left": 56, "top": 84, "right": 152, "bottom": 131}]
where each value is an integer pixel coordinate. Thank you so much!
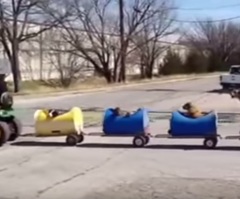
[{"left": 220, "top": 65, "right": 240, "bottom": 89}]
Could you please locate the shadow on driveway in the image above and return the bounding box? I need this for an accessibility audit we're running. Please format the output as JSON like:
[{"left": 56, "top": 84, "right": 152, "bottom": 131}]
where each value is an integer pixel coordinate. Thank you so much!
[
  {"left": 142, "top": 88, "right": 230, "bottom": 94},
  {"left": 11, "top": 141, "right": 70, "bottom": 147},
  {"left": 11, "top": 141, "right": 240, "bottom": 151},
  {"left": 206, "top": 89, "right": 231, "bottom": 94},
  {"left": 143, "top": 88, "right": 204, "bottom": 93},
  {"left": 78, "top": 143, "right": 240, "bottom": 151}
]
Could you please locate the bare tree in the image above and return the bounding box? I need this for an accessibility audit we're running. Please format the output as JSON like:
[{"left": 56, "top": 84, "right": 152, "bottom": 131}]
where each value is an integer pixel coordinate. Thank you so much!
[
  {"left": 131, "top": 0, "right": 176, "bottom": 79},
  {"left": 53, "top": 0, "right": 117, "bottom": 83},
  {"left": 47, "top": 50, "right": 84, "bottom": 88},
  {"left": 183, "top": 20, "right": 240, "bottom": 71},
  {"left": 0, "top": 0, "right": 71, "bottom": 92},
  {"left": 119, "top": 0, "right": 170, "bottom": 81},
  {"left": 44, "top": 29, "right": 85, "bottom": 87},
  {"left": 53, "top": 0, "right": 166, "bottom": 83}
]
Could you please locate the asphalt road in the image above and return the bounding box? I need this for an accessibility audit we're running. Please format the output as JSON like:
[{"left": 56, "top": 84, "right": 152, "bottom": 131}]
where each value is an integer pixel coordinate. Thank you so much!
[{"left": 1, "top": 76, "right": 240, "bottom": 199}]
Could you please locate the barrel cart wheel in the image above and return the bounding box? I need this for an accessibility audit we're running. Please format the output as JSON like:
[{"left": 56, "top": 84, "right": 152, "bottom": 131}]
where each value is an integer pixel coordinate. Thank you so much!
[
  {"left": 66, "top": 134, "right": 79, "bottom": 146},
  {"left": 143, "top": 136, "right": 150, "bottom": 145},
  {"left": 133, "top": 135, "right": 146, "bottom": 148},
  {"left": 203, "top": 137, "right": 218, "bottom": 149},
  {"left": 77, "top": 133, "right": 84, "bottom": 143},
  {"left": 8, "top": 118, "right": 22, "bottom": 142},
  {"left": 168, "top": 129, "right": 172, "bottom": 135},
  {"left": 0, "top": 122, "right": 11, "bottom": 146}
]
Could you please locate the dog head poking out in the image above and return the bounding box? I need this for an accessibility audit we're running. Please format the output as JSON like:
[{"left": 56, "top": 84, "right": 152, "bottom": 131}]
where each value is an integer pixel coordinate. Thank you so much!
[
  {"left": 230, "top": 89, "right": 240, "bottom": 99},
  {"left": 182, "top": 102, "right": 203, "bottom": 118},
  {"left": 182, "top": 102, "right": 192, "bottom": 111}
]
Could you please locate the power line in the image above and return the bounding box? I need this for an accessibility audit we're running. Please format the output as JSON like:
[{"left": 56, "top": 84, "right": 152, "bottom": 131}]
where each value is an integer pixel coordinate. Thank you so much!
[
  {"left": 2, "top": 9, "right": 240, "bottom": 30},
  {"left": 4, "top": 15, "right": 240, "bottom": 31},
  {"left": 170, "top": 16, "right": 240, "bottom": 23},
  {"left": 176, "top": 3, "right": 240, "bottom": 11}
]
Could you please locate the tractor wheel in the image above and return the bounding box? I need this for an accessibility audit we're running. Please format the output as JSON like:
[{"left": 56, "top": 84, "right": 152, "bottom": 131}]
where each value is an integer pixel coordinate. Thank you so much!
[
  {"left": 8, "top": 118, "right": 22, "bottom": 141},
  {"left": 0, "top": 122, "right": 11, "bottom": 146}
]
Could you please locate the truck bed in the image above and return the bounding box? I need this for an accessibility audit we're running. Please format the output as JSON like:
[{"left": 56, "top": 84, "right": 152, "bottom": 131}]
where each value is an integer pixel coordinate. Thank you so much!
[{"left": 220, "top": 74, "right": 240, "bottom": 88}]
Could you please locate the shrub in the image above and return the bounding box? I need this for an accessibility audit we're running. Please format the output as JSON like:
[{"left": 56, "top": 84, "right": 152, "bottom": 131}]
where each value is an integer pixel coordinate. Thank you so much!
[
  {"left": 184, "top": 50, "right": 209, "bottom": 73},
  {"left": 161, "top": 50, "right": 184, "bottom": 75}
]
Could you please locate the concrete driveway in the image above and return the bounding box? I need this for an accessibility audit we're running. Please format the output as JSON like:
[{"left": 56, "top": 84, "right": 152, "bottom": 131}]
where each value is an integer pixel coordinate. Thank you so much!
[{"left": 1, "top": 76, "right": 240, "bottom": 199}]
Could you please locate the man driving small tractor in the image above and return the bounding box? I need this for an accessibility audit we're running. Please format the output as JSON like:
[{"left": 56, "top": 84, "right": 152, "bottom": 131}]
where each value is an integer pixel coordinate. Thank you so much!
[
  {"left": 0, "top": 74, "right": 13, "bottom": 109},
  {"left": 0, "top": 69, "right": 22, "bottom": 146}
]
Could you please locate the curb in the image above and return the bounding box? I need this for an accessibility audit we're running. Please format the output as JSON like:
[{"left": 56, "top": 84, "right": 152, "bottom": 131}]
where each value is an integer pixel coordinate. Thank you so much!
[{"left": 14, "top": 73, "right": 219, "bottom": 99}]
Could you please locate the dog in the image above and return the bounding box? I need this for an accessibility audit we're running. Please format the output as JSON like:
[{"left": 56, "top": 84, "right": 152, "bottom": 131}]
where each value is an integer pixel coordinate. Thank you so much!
[
  {"left": 43, "top": 109, "right": 59, "bottom": 118},
  {"left": 230, "top": 89, "right": 240, "bottom": 99},
  {"left": 182, "top": 102, "right": 203, "bottom": 118},
  {"left": 114, "top": 107, "right": 131, "bottom": 117}
]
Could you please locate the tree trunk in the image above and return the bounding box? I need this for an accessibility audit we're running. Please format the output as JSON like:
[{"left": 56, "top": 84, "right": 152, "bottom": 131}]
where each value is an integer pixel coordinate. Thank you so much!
[
  {"left": 11, "top": 40, "right": 21, "bottom": 93},
  {"left": 118, "top": 69, "right": 122, "bottom": 82},
  {"left": 119, "top": 55, "right": 126, "bottom": 82},
  {"left": 101, "top": 61, "right": 112, "bottom": 83},
  {"left": 140, "top": 56, "right": 146, "bottom": 79},
  {"left": 105, "top": 70, "right": 112, "bottom": 83},
  {"left": 119, "top": 0, "right": 126, "bottom": 83},
  {"left": 146, "top": 68, "right": 153, "bottom": 78},
  {"left": 140, "top": 63, "right": 146, "bottom": 78},
  {"left": 158, "top": 63, "right": 163, "bottom": 75},
  {"left": 146, "top": 61, "right": 154, "bottom": 79},
  {"left": 113, "top": 62, "right": 119, "bottom": 82}
]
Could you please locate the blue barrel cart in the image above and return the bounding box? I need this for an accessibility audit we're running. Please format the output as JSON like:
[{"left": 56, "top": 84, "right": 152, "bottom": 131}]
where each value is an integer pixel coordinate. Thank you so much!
[
  {"left": 102, "top": 108, "right": 150, "bottom": 147},
  {"left": 160, "top": 111, "right": 219, "bottom": 149}
]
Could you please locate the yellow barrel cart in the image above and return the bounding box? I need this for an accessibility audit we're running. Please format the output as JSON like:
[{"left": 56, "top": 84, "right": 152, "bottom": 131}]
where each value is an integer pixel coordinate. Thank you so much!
[{"left": 34, "top": 107, "right": 84, "bottom": 146}]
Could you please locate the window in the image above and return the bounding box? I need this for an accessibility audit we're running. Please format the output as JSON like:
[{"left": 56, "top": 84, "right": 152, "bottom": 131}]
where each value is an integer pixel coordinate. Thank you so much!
[{"left": 230, "top": 66, "right": 240, "bottom": 74}]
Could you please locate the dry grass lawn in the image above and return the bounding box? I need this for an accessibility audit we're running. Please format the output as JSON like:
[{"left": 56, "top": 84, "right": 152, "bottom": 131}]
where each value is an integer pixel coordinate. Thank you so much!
[
  {"left": 8, "top": 77, "right": 108, "bottom": 95},
  {"left": 8, "top": 73, "right": 217, "bottom": 96},
  {"left": 84, "top": 111, "right": 103, "bottom": 127}
]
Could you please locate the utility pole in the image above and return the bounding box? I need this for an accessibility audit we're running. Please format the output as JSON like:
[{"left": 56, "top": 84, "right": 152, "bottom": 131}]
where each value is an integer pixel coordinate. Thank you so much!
[
  {"left": 39, "top": 26, "right": 43, "bottom": 80},
  {"left": 119, "top": 0, "right": 125, "bottom": 82}
]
